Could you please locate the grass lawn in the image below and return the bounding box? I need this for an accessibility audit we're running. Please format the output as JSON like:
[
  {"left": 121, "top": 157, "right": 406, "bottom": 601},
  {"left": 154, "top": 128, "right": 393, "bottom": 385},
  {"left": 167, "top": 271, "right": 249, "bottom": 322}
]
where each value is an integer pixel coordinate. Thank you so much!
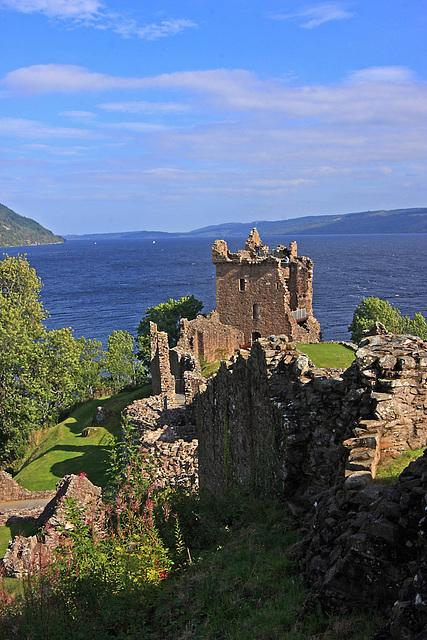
[
  {"left": 297, "top": 342, "right": 355, "bottom": 369},
  {"left": 374, "top": 446, "right": 426, "bottom": 485},
  {"left": 13, "top": 384, "right": 151, "bottom": 492}
]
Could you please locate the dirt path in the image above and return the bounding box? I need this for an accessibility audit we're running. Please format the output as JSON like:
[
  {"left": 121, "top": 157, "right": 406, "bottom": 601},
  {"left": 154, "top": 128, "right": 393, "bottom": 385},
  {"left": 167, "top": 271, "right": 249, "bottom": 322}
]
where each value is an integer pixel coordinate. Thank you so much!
[{"left": 0, "top": 498, "right": 51, "bottom": 511}]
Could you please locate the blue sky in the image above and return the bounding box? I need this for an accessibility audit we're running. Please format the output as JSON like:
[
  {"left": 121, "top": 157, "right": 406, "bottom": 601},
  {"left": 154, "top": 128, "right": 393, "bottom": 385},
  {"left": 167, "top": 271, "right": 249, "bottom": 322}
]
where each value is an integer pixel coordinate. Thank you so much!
[{"left": 0, "top": 0, "right": 426, "bottom": 235}]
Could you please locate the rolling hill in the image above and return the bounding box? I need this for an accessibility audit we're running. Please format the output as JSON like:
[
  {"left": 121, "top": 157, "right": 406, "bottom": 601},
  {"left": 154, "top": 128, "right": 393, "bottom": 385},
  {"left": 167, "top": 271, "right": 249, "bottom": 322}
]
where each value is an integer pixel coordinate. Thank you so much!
[
  {"left": 0, "top": 203, "right": 64, "bottom": 248},
  {"left": 65, "top": 207, "right": 427, "bottom": 241}
]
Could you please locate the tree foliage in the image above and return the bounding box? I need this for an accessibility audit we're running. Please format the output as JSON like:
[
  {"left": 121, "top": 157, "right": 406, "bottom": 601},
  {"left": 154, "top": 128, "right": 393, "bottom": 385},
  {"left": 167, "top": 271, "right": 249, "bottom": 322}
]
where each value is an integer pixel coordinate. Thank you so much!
[
  {"left": 137, "top": 295, "right": 203, "bottom": 366},
  {"left": 104, "top": 330, "right": 145, "bottom": 391},
  {"left": 0, "top": 254, "right": 130, "bottom": 464},
  {"left": 349, "top": 297, "right": 427, "bottom": 343}
]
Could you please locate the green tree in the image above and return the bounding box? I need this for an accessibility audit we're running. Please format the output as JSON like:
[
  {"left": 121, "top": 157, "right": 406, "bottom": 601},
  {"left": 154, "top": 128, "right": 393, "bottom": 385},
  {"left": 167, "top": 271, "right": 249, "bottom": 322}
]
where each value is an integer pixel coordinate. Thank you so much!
[
  {"left": 136, "top": 295, "right": 203, "bottom": 367},
  {"left": 349, "top": 297, "right": 427, "bottom": 343},
  {"left": 0, "top": 255, "right": 49, "bottom": 461},
  {"left": 104, "top": 330, "right": 145, "bottom": 392},
  {"left": 0, "top": 255, "right": 106, "bottom": 463},
  {"left": 407, "top": 312, "right": 427, "bottom": 340}
]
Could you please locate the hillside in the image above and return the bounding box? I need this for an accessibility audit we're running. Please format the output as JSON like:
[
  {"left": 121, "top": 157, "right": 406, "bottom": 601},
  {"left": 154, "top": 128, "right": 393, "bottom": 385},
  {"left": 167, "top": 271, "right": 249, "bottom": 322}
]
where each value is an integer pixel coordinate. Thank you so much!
[
  {"left": 0, "top": 204, "right": 64, "bottom": 248},
  {"left": 64, "top": 207, "right": 427, "bottom": 241},
  {"left": 190, "top": 207, "right": 427, "bottom": 237}
]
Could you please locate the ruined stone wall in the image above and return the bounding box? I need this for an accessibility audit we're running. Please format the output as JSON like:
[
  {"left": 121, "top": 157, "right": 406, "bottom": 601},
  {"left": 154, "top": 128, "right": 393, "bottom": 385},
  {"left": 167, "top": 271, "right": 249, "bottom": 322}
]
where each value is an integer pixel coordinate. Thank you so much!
[
  {"left": 296, "top": 450, "right": 427, "bottom": 631},
  {"left": 177, "top": 311, "right": 244, "bottom": 362},
  {"left": 196, "top": 344, "right": 283, "bottom": 497},
  {"left": 123, "top": 395, "right": 199, "bottom": 487},
  {"left": 212, "top": 230, "right": 321, "bottom": 344},
  {"left": 150, "top": 322, "right": 175, "bottom": 397},
  {"left": 0, "top": 471, "right": 55, "bottom": 503},
  {"left": 196, "top": 331, "right": 427, "bottom": 501}
]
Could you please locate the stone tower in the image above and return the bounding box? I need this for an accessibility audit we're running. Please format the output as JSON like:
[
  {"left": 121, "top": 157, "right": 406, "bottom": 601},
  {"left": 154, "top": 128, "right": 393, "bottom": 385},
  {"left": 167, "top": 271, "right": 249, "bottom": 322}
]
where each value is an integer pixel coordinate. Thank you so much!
[{"left": 212, "top": 229, "right": 321, "bottom": 343}]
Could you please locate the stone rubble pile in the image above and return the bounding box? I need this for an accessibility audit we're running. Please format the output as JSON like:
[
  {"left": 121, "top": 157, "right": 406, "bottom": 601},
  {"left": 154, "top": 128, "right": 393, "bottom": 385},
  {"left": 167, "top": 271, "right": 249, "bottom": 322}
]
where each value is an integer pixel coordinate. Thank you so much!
[
  {"left": 3, "top": 474, "right": 103, "bottom": 579},
  {"left": 123, "top": 395, "right": 198, "bottom": 487}
]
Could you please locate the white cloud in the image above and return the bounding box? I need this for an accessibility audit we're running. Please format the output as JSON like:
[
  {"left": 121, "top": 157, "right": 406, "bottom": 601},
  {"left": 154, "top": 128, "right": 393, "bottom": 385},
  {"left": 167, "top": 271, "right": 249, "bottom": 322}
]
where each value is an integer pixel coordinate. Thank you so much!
[
  {"left": 0, "top": 0, "right": 198, "bottom": 40},
  {"left": 271, "top": 2, "right": 355, "bottom": 28},
  {"left": 112, "top": 17, "right": 198, "bottom": 41},
  {"left": 98, "top": 100, "right": 190, "bottom": 114},
  {"left": 3, "top": 64, "right": 426, "bottom": 132},
  {"left": 347, "top": 66, "right": 416, "bottom": 83},
  {"left": 2, "top": 64, "right": 139, "bottom": 94},
  {"left": 0, "top": 0, "right": 101, "bottom": 18},
  {"left": 106, "top": 122, "right": 167, "bottom": 133},
  {"left": 61, "top": 110, "right": 98, "bottom": 119},
  {"left": 0, "top": 117, "right": 96, "bottom": 138}
]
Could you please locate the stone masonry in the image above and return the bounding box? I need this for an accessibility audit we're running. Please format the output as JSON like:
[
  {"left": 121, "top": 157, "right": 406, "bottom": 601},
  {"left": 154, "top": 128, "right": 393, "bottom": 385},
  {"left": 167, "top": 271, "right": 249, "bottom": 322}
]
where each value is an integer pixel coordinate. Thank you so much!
[
  {"left": 196, "top": 328, "right": 427, "bottom": 502},
  {"left": 0, "top": 471, "right": 55, "bottom": 503},
  {"left": 177, "top": 310, "right": 244, "bottom": 363},
  {"left": 212, "top": 228, "right": 321, "bottom": 344}
]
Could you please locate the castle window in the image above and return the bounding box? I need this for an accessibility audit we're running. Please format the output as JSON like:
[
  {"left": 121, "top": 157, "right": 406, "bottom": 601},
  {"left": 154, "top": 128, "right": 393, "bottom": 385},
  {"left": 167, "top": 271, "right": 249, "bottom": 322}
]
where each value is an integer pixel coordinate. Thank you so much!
[
  {"left": 253, "top": 303, "right": 260, "bottom": 319},
  {"left": 239, "top": 278, "right": 246, "bottom": 291}
]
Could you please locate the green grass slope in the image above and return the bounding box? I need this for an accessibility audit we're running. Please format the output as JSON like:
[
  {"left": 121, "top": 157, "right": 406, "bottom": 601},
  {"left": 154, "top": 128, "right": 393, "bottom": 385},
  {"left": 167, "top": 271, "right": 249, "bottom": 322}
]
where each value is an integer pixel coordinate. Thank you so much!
[
  {"left": 0, "top": 203, "right": 64, "bottom": 248},
  {"left": 13, "top": 385, "right": 151, "bottom": 491}
]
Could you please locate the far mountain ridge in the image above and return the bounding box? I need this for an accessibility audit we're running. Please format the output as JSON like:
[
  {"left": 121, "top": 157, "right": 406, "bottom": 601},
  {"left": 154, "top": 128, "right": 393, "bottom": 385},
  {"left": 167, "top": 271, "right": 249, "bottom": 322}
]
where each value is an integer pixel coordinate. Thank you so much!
[
  {"left": 65, "top": 207, "right": 427, "bottom": 240},
  {"left": 0, "top": 203, "right": 64, "bottom": 248}
]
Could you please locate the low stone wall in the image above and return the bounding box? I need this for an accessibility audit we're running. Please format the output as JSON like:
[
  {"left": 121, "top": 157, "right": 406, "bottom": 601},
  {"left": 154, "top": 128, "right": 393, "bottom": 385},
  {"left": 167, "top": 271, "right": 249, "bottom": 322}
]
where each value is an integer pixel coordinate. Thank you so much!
[
  {"left": 0, "top": 471, "right": 55, "bottom": 503},
  {"left": 123, "top": 395, "right": 198, "bottom": 487},
  {"left": 3, "top": 474, "right": 103, "bottom": 578}
]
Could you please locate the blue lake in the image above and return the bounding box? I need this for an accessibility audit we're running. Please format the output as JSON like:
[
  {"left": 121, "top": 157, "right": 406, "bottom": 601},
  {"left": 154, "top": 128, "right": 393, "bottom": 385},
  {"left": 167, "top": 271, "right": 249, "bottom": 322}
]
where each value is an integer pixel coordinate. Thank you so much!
[{"left": 3, "top": 234, "right": 426, "bottom": 345}]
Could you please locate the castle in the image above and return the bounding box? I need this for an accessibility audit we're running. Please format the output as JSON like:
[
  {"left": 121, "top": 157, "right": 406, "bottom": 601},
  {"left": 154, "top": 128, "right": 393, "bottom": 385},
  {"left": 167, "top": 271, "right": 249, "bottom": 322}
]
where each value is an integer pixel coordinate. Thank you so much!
[{"left": 177, "top": 229, "right": 321, "bottom": 362}]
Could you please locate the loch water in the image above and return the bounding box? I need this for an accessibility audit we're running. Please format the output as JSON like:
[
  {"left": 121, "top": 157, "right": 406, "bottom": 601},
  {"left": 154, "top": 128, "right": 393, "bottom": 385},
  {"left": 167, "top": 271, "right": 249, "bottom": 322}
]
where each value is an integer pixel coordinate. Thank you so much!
[{"left": 4, "top": 234, "right": 426, "bottom": 346}]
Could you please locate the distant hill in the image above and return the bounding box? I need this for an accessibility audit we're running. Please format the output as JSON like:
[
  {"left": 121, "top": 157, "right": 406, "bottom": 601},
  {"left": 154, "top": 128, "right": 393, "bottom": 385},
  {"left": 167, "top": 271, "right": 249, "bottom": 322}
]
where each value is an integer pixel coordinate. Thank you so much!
[
  {"left": 0, "top": 204, "right": 64, "bottom": 248},
  {"left": 64, "top": 207, "right": 427, "bottom": 241},
  {"left": 189, "top": 208, "right": 427, "bottom": 237}
]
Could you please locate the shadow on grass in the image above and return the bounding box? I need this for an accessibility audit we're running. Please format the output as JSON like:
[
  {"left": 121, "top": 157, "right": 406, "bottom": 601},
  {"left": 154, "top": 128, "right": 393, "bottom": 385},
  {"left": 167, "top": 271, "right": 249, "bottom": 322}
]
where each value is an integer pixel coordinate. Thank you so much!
[{"left": 50, "top": 444, "right": 111, "bottom": 485}]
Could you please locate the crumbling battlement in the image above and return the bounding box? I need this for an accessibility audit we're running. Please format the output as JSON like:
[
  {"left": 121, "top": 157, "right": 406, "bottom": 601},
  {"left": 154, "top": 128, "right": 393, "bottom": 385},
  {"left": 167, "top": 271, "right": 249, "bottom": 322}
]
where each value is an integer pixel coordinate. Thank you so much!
[{"left": 212, "top": 228, "right": 321, "bottom": 344}]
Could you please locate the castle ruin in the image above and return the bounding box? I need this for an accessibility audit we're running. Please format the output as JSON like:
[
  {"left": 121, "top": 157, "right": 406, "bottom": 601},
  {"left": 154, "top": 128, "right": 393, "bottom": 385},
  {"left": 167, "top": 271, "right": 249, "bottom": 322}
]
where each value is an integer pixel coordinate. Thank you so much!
[
  {"left": 212, "top": 228, "right": 321, "bottom": 344},
  {"left": 177, "top": 229, "right": 321, "bottom": 363}
]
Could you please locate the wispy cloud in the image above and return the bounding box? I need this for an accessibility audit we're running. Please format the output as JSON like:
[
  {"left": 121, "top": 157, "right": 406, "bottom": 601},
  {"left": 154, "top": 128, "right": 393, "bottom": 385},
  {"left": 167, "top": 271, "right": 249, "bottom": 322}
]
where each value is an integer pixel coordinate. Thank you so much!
[
  {"left": 0, "top": 117, "right": 97, "bottom": 139},
  {"left": 3, "top": 64, "right": 426, "bottom": 131},
  {"left": 0, "top": 0, "right": 198, "bottom": 40},
  {"left": 347, "top": 66, "right": 417, "bottom": 83},
  {"left": 270, "top": 2, "right": 355, "bottom": 28},
  {"left": 98, "top": 100, "right": 191, "bottom": 114},
  {"left": 0, "top": 0, "right": 102, "bottom": 19}
]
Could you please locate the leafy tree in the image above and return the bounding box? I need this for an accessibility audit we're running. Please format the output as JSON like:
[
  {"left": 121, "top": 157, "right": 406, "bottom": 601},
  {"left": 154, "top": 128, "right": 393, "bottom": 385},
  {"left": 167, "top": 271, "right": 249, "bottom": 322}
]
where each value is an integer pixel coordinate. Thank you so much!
[
  {"left": 0, "top": 255, "right": 49, "bottom": 461},
  {"left": 349, "top": 297, "right": 427, "bottom": 343},
  {"left": 104, "top": 330, "right": 145, "bottom": 392},
  {"left": 75, "top": 336, "right": 104, "bottom": 398},
  {"left": 137, "top": 295, "right": 203, "bottom": 367},
  {"left": 0, "top": 255, "right": 105, "bottom": 463},
  {"left": 407, "top": 312, "right": 427, "bottom": 340}
]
